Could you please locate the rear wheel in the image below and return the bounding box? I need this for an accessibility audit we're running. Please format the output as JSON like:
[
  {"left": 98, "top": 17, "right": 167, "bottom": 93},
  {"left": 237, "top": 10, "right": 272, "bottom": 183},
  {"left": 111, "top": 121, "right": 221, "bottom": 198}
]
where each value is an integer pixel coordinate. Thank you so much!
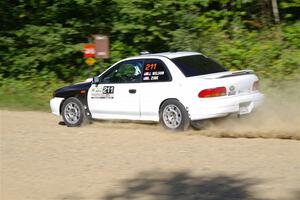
[
  {"left": 159, "top": 99, "right": 190, "bottom": 131},
  {"left": 62, "top": 97, "right": 86, "bottom": 127}
]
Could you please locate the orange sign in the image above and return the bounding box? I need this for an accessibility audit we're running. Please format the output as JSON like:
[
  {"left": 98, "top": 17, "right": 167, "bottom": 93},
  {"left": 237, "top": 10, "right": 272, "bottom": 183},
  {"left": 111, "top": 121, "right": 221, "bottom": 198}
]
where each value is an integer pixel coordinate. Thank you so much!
[{"left": 84, "top": 44, "right": 96, "bottom": 58}]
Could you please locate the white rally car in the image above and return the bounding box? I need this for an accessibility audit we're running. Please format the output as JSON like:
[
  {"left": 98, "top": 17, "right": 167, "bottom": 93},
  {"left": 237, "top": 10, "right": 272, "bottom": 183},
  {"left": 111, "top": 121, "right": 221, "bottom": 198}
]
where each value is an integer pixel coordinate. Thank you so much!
[{"left": 50, "top": 52, "right": 264, "bottom": 130}]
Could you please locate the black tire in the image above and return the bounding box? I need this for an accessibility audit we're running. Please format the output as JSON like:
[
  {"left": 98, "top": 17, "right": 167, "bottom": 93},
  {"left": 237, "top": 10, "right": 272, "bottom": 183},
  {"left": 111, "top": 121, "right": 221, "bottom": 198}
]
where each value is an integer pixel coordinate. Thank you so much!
[
  {"left": 159, "top": 99, "right": 190, "bottom": 131},
  {"left": 61, "top": 97, "right": 87, "bottom": 127}
]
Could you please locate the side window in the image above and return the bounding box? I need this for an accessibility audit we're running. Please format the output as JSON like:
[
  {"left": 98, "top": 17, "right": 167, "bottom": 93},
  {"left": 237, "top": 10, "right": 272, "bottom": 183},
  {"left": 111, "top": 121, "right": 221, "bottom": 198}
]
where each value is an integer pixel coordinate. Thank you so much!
[
  {"left": 142, "top": 59, "right": 171, "bottom": 82},
  {"left": 101, "top": 60, "right": 143, "bottom": 84}
]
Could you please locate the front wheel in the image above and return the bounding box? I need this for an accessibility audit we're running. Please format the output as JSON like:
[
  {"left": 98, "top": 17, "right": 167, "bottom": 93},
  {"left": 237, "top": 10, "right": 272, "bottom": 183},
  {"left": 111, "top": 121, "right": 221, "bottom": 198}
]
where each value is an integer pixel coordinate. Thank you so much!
[
  {"left": 62, "top": 97, "right": 86, "bottom": 127},
  {"left": 159, "top": 99, "right": 190, "bottom": 131}
]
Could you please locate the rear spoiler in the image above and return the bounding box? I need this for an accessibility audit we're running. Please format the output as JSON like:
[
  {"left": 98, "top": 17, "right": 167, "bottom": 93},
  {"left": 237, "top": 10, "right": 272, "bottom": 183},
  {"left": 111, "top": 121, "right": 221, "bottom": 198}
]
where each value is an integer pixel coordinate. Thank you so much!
[{"left": 218, "top": 70, "right": 254, "bottom": 79}]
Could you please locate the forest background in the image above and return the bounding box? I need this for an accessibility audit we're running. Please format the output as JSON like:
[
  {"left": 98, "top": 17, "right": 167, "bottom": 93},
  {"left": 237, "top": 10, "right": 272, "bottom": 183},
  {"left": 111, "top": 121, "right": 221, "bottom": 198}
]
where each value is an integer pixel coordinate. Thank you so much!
[{"left": 0, "top": 0, "right": 299, "bottom": 110}]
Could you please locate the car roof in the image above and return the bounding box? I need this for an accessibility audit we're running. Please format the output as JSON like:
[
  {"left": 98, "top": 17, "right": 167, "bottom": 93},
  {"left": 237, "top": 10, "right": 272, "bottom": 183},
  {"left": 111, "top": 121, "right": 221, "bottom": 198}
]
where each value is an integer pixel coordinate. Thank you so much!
[{"left": 128, "top": 51, "right": 202, "bottom": 59}]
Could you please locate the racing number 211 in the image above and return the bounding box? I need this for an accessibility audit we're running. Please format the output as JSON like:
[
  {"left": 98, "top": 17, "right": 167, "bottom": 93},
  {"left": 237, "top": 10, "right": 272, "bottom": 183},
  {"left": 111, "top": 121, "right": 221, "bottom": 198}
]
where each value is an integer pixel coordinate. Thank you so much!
[
  {"left": 103, "top": 86, "right": 114, "bottom": 94},
  {"left": 145, "top": 63, "right": 157, "bottom": 71}
]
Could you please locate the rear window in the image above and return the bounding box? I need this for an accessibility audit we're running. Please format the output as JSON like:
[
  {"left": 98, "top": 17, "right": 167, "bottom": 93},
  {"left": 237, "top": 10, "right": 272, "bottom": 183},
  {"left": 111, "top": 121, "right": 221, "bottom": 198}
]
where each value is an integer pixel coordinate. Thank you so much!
[{"left": 171, "top": 55, "right": 227, "bottom": 77}]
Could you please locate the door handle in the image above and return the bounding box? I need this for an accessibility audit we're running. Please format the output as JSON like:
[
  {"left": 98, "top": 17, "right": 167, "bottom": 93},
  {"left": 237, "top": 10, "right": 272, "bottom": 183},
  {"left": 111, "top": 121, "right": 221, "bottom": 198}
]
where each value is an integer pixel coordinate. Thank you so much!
[{"left": 129, "top": 89, "right": 136, "bottom": 94}]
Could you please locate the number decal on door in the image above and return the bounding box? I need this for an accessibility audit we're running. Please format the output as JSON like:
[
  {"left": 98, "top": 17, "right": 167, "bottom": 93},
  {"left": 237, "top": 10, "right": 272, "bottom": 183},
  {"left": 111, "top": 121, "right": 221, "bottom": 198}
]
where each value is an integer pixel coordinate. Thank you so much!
[
  {"left": 103, "top": 86, "right": 114, "bottom": 94},
  {"left": 91, "top": 86, "right": 114, "bottom": 99}
]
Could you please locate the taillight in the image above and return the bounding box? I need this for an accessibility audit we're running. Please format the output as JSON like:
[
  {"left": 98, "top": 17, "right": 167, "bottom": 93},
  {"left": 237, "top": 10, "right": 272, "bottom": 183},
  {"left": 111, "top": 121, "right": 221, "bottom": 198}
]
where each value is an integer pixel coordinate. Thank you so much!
[
  {"left": 198, "top": 87, "right": 227, "bottom": 98},
  {"left": 253, "top": 80, "right": 259, "bottom": 91}
]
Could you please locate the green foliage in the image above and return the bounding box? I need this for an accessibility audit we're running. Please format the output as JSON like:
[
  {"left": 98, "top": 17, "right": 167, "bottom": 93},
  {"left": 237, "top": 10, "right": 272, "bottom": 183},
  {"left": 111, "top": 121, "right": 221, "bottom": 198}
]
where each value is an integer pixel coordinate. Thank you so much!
[
  {"left": 0, "top": 77, "right": 66, "bottom": 111},
  {"left": 0, "top": 24, "right": 83, "bottom": 82},
  {"left": 0, "top": 0, "right": 299, "bottom": 110}
]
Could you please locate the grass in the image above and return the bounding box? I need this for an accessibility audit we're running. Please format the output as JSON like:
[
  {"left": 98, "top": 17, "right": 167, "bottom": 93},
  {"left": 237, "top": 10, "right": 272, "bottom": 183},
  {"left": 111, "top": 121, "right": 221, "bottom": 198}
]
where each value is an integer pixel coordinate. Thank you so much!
[
  {"left": 0, "top": 80, "right": 52, "bottom": 111},
  {"left": 0, "top": 90, "right": 50, "bottom": 111}
]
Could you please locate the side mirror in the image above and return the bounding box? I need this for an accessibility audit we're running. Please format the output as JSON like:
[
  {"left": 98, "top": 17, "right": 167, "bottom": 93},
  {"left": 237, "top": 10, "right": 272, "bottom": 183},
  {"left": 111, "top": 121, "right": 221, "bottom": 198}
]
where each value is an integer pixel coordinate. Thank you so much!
[{"left": 92, "top": 76, "right": 100, "bottom": 84}]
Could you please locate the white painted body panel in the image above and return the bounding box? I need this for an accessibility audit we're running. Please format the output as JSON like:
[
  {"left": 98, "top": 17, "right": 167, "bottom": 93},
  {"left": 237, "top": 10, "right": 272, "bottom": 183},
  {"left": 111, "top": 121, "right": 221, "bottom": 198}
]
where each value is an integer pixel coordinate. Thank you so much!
[
  {"left": 187, "top": 91, "right": 264, "bottom": 120},
  {"left": 179, "top": 72, "right": 264, "bottom": 120},
  {"left": 139, "top": 82, "right": 178, "bottom": 121},
  {"left": 88, "top": 83, "right": 140, "bottom": 120},
  {"left": 50, "top": 97, "right": 64, "bottom": 116}
]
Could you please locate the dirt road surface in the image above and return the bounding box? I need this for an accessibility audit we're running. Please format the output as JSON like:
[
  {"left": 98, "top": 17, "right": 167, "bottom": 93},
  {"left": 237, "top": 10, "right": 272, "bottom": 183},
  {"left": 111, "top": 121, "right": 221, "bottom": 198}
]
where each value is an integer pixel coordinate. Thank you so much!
[{"left": 1, "top": 110, "right": 300, "bottom": 200}]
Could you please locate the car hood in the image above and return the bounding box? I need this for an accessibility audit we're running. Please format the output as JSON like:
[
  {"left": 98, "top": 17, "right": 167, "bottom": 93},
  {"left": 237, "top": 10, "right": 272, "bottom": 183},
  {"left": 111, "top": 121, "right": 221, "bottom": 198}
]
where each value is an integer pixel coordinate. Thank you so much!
[{"left": 54, "top": 82, "right": 92, "bottom": 98}]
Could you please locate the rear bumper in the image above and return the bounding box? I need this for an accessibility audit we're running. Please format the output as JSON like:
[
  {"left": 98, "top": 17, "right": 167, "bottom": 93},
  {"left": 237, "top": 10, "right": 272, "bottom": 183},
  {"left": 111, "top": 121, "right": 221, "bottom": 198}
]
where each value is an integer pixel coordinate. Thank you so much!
[
  {"left": 50, "top": 97, "right": 64, "bottom": 116},
  {"left": 188, "top": 92, "right": 264, "bottom": 120}
]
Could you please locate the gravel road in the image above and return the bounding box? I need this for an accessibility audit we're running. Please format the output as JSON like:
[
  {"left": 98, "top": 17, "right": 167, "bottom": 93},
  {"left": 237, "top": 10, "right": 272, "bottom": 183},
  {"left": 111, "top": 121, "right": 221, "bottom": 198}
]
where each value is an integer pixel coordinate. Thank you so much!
[{"left": 1, "top": 110, "right": 299, "bottom": 200}]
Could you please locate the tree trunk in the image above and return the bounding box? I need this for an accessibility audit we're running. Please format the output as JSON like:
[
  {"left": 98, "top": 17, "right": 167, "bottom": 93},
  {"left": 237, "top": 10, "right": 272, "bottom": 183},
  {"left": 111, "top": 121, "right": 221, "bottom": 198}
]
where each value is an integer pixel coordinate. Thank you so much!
[{"left": 271, "top": 0, "right": 280, "bottom": 23}]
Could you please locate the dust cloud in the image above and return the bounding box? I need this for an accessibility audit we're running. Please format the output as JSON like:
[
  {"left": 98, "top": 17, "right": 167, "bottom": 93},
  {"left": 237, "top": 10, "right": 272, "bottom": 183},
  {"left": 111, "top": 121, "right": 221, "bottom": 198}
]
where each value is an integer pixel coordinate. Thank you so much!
[
  {"left": 191, "top": 80, "right": 300, "bottom": 140},
  {"left": 91, "top": 80, "right": 300, "bottom": 140}
]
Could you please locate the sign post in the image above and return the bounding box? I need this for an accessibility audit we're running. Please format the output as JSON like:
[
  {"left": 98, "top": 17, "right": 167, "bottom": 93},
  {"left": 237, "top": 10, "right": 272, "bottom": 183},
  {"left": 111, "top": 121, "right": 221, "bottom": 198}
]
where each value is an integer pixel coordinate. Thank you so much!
[
  {"left": 83, "top": 35, "right": 109, "bottom": 76},
  {"left": 93, "top": 35, "right": 109, "bottom": 59}
]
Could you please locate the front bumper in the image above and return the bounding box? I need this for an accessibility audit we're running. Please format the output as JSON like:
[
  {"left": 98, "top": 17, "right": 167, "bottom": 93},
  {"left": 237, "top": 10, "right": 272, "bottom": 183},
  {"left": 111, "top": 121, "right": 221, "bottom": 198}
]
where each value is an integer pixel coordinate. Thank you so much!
[
  {"left": 50, "top": 97, "right": 64, "bottom": 116},
  {"left": 188, "top": 92, "right": 264, "bottom": 120}
]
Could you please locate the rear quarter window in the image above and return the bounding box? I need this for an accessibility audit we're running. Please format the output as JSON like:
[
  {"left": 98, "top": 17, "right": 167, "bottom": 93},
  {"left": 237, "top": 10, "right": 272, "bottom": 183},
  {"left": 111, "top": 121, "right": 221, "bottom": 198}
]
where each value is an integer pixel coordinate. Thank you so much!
[{"left": 142, "top": 59, "right": 171, "bottom": 82}]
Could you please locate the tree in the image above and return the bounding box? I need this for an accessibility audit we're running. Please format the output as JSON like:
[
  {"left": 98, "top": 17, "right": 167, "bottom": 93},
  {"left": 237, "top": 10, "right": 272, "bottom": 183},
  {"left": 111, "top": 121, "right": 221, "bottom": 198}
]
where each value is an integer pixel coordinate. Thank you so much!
[{"left": 271, "top": 0, "right": 280, "bottom": 23}]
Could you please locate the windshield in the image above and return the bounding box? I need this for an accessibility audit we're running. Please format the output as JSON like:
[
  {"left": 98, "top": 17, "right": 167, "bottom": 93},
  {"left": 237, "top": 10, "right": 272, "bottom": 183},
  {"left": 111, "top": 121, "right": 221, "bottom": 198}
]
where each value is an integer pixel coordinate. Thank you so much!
[{"left": 171, "top": 55, "right": 227, "bottom": 77}]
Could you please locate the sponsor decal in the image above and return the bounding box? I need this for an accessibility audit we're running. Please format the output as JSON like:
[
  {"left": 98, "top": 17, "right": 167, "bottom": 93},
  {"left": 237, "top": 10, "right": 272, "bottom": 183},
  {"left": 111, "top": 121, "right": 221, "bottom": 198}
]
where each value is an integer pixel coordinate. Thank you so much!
[
  {"left": 91, "top": 86, "right": 114, "bottom": 99},
  {"left": 143, "top": 70, "right": 165, "bottom": 81},
  {"left": 152, "top": 71, "right": 164, "bottom": 75},
  {"left": 151, "top": 76, "right": 158, "bottom": 80},
  {"left": 228, "top": 85, "right": 236, "bottom": 96}
]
